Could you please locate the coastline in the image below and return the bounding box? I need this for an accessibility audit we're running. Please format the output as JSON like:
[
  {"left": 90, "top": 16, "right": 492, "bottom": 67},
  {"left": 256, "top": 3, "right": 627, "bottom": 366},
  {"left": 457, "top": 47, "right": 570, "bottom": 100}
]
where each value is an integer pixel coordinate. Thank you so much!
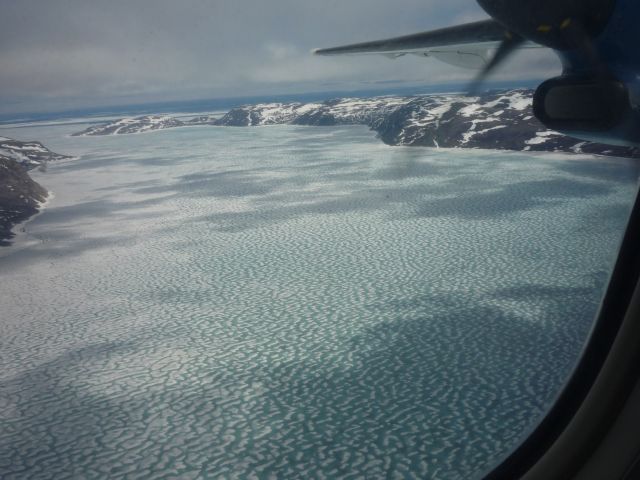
[
  {"left": 0, "top": 158, "right": 51, "bottom": 249},
  {"left": 3, "top": 190, "right": 53, "bottom": 250},
  {"left": 0, "top": 137, "right": 76, "bottom": 249},
  {"left": 0, "top": 189, "right": 52, "bottom": 253},
  {"left": 68, "top": 89, "right": 639, "bottom": 160}
]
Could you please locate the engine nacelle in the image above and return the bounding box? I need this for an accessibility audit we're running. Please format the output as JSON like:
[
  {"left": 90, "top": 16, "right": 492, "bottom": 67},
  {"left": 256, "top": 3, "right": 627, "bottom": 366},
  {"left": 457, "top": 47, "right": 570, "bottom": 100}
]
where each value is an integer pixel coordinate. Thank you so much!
[{"left": 533, "top": 75, "right": 631, "bottom": 133}]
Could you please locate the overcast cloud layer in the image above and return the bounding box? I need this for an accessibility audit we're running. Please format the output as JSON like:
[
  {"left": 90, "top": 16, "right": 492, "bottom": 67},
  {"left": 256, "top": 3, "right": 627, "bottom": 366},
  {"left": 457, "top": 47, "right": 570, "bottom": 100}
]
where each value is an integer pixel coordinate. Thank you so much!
[{"left": 0, "top": 0, "right": 561, "bottom": 113}]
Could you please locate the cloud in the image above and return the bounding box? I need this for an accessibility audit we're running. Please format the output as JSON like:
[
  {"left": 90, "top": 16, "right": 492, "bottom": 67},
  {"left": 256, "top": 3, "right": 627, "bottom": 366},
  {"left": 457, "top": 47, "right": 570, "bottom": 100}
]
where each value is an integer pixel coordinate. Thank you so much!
[{"left": 0, "top": 0, "right": 558, "bottom": 113}]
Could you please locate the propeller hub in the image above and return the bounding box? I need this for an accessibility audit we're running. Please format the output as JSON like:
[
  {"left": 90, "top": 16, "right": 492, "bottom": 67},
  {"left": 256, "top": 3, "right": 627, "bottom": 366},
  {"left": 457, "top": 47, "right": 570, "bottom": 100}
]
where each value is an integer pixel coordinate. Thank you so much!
[{"left": 477, "top": 0, "right": 617, "bottom": 49}]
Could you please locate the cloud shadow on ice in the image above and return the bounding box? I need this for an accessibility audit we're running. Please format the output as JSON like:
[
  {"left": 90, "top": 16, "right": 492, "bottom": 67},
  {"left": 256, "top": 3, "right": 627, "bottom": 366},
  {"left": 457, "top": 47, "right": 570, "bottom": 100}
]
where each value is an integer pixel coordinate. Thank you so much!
[
  {"left": 133, "top": 169, "right": 295, "bottom": 198},
  {"left": 372, "top": 157, "right": 446, "bottom": 181},
  {"left": 194, "top": 185, "right": 417, "bottom": 233},
  {"left": 35, "top": 197, "right": 169, "bottom": 225},
  {"left": 555, "top": 159, "right": 639, "bottom": 183},
  {"left": 193, "top": 176, "right": 612, "bottom": 233},
  {"left": 0, "top": 341, "right": 142, "bottom": 478},
  {"left": 416, "top": 178, "right": 612, "bottom": 219},
  {"left": 0, "top": 235, "right": 131, "bottom": 271},
  {"left": 212, "top": 290, "right": 598, "bottom": 478},
  {"left": 0, "top": 288, "right": 600, "bottom": 479}
]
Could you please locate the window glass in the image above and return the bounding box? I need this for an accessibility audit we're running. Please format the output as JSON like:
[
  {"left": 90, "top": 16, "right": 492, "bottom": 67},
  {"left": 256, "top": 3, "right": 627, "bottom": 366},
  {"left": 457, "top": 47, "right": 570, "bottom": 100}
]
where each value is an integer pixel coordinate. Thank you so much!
[{"left": 1, "top": 1, "right": 638, "bottom": 479}]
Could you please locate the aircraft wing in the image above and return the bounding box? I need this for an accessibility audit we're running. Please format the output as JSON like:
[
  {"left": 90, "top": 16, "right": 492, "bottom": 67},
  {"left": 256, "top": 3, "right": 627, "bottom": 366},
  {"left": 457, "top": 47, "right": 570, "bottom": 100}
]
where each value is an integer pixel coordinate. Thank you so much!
[{"left": 314, "top": 19, "right": 541, "bottom": 69}]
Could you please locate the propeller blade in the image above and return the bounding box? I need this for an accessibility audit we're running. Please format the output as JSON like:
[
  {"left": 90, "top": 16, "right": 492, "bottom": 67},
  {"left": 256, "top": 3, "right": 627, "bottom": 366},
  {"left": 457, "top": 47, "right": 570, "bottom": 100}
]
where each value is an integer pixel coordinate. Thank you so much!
[{"left": 467, "top": 32, "right": 525, "bottom": 95}]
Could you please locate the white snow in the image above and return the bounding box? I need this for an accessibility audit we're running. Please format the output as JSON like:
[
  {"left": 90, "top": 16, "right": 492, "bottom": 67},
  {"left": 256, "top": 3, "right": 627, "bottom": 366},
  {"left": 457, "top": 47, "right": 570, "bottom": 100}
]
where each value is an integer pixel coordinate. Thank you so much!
[
  {"left": 525, "top": 130, "right": 560, "bottom": 145},
  {"left": 461, "top": 124, "right": 507, "bottom": 144}
]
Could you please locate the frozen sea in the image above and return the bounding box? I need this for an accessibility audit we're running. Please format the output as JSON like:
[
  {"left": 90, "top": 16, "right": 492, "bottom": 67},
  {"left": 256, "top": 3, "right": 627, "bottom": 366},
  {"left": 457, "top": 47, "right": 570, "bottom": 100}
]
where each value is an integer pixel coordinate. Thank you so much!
[{"left": 0, "top": 120, "right": 638, "bottom": 479}]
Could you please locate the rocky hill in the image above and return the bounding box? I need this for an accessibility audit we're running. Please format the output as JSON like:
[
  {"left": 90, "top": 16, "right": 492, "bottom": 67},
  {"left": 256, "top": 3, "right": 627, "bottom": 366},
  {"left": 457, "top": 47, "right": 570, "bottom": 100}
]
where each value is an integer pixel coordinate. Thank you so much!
[
  {"left": 0, "top": 158, "right": 48, "bottom": 245},
  {"left": 0, "top": 138, "right": 71, "bottom": 245},
  {"left": 0, "top": 138, "right": 72, "bottom": 169},
  {"left": 217, "top": 89, "right": 638, "bottom": 158}
]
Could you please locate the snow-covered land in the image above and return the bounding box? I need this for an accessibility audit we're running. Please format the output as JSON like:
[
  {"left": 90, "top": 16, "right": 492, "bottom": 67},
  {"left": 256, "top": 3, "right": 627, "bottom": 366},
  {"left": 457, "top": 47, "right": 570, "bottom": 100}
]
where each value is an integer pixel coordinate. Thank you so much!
[
  {"left": 72, "top": 114, "right": 218, "bottom": 136},
  {"left": 217, "top": 89, "right": 638, "bottom": 158},
  {"left": 73, "top": 89, "right": 638, "bottom": 158},
  {"left": 0, "top": 138, "right": 72, "bottom": 169}
]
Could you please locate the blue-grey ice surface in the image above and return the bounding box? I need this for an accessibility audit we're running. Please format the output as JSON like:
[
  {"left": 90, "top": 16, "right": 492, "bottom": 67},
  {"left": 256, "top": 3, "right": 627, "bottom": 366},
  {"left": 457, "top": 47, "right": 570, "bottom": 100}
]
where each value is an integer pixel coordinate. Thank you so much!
[{"left": 0, "top": 122, "right": 638, "bottom": 479}]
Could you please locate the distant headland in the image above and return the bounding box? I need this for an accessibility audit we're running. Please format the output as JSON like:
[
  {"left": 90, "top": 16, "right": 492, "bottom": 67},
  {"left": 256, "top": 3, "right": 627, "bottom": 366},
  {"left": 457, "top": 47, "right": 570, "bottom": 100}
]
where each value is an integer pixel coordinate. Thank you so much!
[{"left": 73, "top": 89, "right": 639, "bottom": 158}]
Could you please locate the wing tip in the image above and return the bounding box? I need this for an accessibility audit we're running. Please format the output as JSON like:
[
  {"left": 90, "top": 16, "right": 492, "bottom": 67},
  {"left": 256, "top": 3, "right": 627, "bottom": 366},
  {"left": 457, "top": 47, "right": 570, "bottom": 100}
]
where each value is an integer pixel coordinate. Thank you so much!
[{"left": 313, "top": 47, "right": 332, "bottom": 56}]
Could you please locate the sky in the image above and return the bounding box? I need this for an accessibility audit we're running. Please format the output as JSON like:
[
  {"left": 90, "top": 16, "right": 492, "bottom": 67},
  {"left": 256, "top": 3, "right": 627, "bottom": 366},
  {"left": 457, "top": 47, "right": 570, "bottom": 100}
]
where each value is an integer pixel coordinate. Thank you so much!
[{"left": 0, "top": 0, "right": 561, "bottom": 114}]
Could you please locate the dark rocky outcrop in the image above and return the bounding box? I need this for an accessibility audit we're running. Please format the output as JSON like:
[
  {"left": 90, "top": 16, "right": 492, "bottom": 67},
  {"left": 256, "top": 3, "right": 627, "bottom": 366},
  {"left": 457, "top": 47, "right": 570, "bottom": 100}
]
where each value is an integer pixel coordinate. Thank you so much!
[
  {"left": 0, "top": 138, "right": 72, "bottom": 169},
  {"left": 0, "top": 157, "right": 48, "bottom": 245},
  {"left": 0, "top": 138, "right": 71, "bottom": 245}
]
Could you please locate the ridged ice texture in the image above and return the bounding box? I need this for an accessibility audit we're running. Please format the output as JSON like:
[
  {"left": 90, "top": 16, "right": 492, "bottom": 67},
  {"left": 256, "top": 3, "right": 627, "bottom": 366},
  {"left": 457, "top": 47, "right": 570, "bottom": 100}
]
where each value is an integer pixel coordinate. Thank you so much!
[{"left": 0, "top": 123, "right": 638, "bottom": 479}]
